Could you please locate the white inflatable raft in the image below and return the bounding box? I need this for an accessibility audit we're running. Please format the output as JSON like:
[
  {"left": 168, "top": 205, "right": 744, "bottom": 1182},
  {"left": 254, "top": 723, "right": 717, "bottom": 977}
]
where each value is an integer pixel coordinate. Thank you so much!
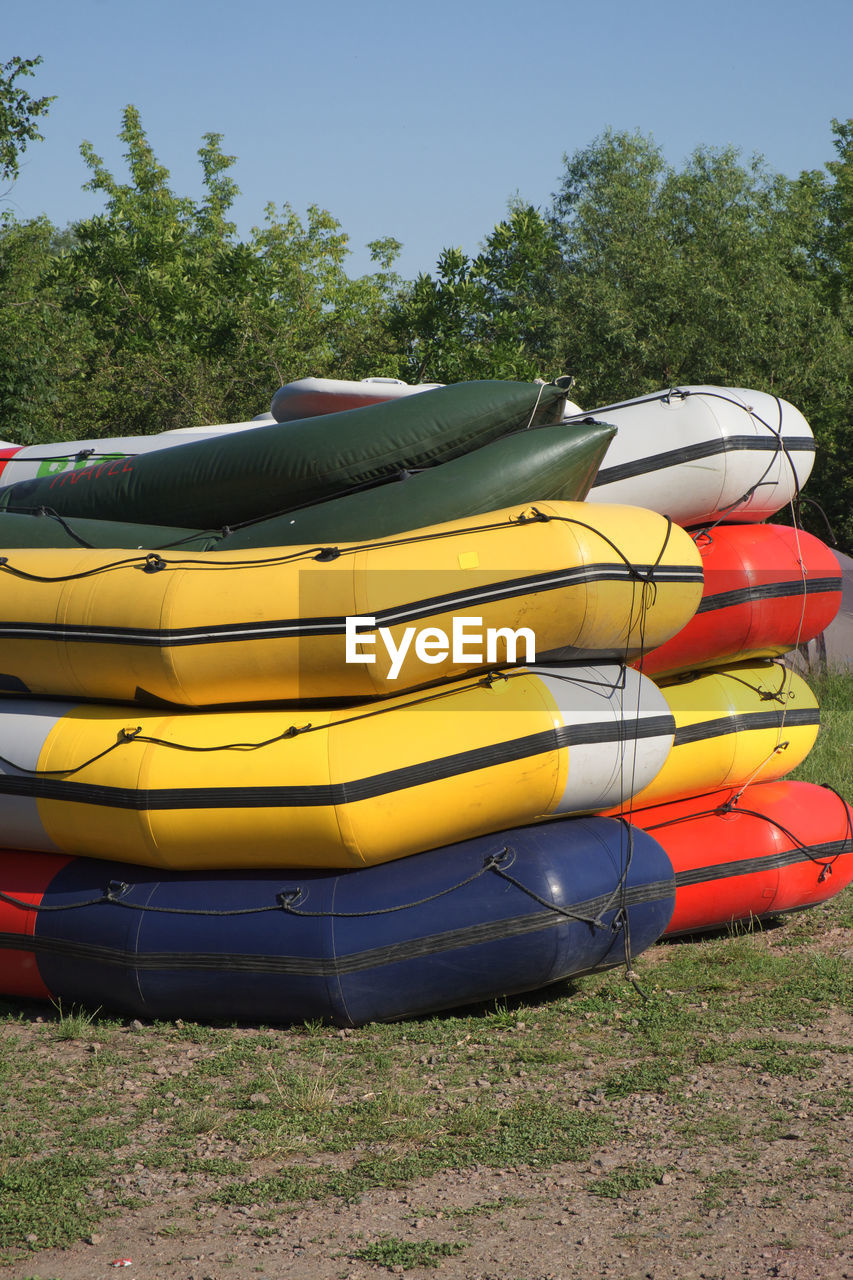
[
  {"left": 270, "top": 376, "right": 442, "bottom": 422},
  {"left": 0, "top": 419, "right": 274, "bottom": 489},
  {"left": 572, "top": 386, "right": 815, "bottom": 525}
]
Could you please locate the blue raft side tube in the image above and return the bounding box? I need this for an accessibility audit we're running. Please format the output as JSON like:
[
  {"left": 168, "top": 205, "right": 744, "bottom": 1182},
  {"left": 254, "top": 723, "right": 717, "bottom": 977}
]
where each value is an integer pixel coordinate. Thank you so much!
[{"left": 7, "top": 818, "right": 675, "bottom": 1026}]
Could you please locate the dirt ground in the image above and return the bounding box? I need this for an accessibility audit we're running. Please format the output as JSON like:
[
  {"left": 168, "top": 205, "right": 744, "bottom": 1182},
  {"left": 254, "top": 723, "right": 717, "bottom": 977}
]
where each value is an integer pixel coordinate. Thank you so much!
[
  {"left": 9, "top": 1135, "right": 853, "bottom": 1280},
  {"left": 4, "top": 993, "right": 851, "bottom": 1280}
]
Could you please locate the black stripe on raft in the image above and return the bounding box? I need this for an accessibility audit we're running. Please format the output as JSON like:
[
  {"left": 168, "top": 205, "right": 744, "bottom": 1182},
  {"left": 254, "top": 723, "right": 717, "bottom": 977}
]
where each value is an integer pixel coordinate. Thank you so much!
[
  {"left": 672, "top": 708, "right": 820, "bottom": 747},
  {"left": 0, "top": 714, "right": 677, "bottom": 811},
  {"left": 0, "top": 879, "right": 674, "bottom": 977},
  {"left": 592, "top": 436, "right": 816, "bottom": 488},
  {"left": 674, "top": 838, "right": 852, "bottom": 888},
  {"left": 695, "top": 577, "right": 841, "bottom": 614},
  {"left": 0, "top": 563, "right": 703, "bottom": 648}
]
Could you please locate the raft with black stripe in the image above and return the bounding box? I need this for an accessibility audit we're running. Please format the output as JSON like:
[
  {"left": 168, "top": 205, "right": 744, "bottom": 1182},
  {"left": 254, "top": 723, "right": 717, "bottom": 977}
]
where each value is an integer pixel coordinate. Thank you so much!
[
  {"left": 0, "top": 502, "right": 703, "bottom": 706},
  {"left": 640, "top": 524, "right": 842, "bottom": 678},
  {"left": 0, "top": 380, "right": 568, "bottom": 529},
  {"left": 258, "top": 379, "right": 816, "bottom": 527},
  {"left": 568, "top": 386, "right": 815, "bottom": 525},
  {"left": 629, "top": 781, "right": 853, "bottom": 934},
  {"left": 0, "top": 817, "right": 675, "bottom": 1025},
  {"left": 604, "top": 661, "right": 819, "bottom": 814},
  {"left": 0, "top": 665, "right": 674, "bottom": 870},
  {"left": 0, "top": 419, "right": 616, "bottom": 552}
]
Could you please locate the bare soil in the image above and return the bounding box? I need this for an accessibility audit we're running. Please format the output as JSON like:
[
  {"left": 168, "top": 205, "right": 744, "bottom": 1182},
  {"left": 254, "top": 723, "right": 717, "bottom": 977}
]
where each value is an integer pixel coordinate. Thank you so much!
[{"left": 3, "top": 933, "right": 851, "bottom": 1280}]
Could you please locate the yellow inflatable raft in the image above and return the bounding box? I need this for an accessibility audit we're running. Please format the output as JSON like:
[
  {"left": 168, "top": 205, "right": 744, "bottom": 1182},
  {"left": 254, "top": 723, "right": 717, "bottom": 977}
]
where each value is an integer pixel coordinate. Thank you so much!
[
  {"left": 610, "top": 661, "right": 819, "bottom": 813},
  {"left": 0, "top": 502, "right": 703, "bottom": 706},
  {"left": 0, "top": 665, "right": 674, "bottom": 869}
]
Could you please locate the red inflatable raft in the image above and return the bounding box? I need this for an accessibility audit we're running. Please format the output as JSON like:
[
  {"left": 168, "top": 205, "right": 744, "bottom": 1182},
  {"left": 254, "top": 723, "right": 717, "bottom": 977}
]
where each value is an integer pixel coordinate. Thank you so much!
[
  {"left": 641, "top": 524, "right": 842, "bottom": 678},
  {"left": 629, "top": 780, "right": 853, "bottom": 934}
]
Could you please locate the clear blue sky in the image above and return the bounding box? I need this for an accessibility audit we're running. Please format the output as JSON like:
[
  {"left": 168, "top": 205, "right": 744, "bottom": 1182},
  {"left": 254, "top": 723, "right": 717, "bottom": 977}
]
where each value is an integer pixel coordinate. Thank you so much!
[{"left": 4, "top": 0, "right": 852, "bottom": 280}]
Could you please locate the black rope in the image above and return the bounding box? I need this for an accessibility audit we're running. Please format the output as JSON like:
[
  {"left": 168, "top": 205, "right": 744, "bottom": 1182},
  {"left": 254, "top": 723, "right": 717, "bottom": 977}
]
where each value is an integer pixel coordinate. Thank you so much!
[
  {"left": 717, "top": 667, "right": 797, "bottom": 705},
  {"left": 793, "top": 495, "right": 840, "bottom": 548},
  {"left": 278, "top": 848, "right": 516, "bottom": 918},
  {"left": 525, "top": 508, "right": 674, "bottom": 597},
  {"left": 0, "top": 505, "right": 230, "bottom": 552},
  {"left": 0, "top": 506, "right": 678, "bottom": 588},
  {"left": 0, "top": 726, "right": 143, "bottom": 779},
  {"left": 0, "top": 881, "right": 289, "bottom": 917},
  {"left": 196, "top": 463, "right": 444, "bottom": 533},
  {"left": 0, "top": 645, "right": 663, "bottom": 780},
  {"left": 0, "top": 887, "right": 111, "bottom": 913},
  {"left": 0, "top": 668, "right": 535, "bottom": 776},
  {"left": 0, "top": 844, "right": 595, "bottom": 922},
  {"left": 642, "top": 783, "right": 852, "bottom": 880},
  {"left": 485, "top": 863, "right": 607, "bottom": 930},
  {"left": 685, "top": 390, "right": 804, "bottom": 531}
]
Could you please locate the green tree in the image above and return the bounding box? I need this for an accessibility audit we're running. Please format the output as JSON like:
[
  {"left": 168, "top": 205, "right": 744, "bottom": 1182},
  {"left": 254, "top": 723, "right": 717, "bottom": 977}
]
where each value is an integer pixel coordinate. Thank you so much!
[
  {"left": 389, "top": 207, "right": 562, "bottom": 383},
  {"left": 46, "top": 106, "right": 403, "bottom": 435},
  {"left": 550, "top": 131, "right": 838, "bottom": 400},
  {"left": 793, "top": 118, "right": 853, "bottom": 552},
  {"left": 546, "top": 128, "right": 852, "bottom": 546},
  {"left": 474, "top": 202, "right": 564, "bottom": 369},
  {"left": 0, "top": 212, "right": 93, "bottom": 443},
  {"left": 0, "top": 55, "right": 54, "bottom": 186},
  {"left": 816, "top": 117, "right": 853, "bottom": 312},
  {"left": 389, "top": 246, "right": 492, "bottom": 383}
]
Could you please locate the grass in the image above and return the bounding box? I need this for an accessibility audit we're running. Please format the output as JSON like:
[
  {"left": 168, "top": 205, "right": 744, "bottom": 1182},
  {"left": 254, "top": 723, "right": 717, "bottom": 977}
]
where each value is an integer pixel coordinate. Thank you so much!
[
  {"left": 698, "top": 1168, "right": 751, "bottom": 1212},
  {"left": 789, "top": 666, "right": 853, "bottom": 795},
  {"left": 589, "top": 1163, "right": 667, "bottom": 1198},
  {"left": 49, "top": 1000, "right": 103, "bottom": 1042},
  {"left": 0, "top": 1152, "right": 105, "bottom": 1250},
  {"left": 415, "top": 1195, "right": 525, "bottom": 1219},
  {"left": 0, "top": 670, "right": 850, "bottom": 1261},
  {"left": 2, "top": 884, "right": 850, "bottom": 1258},
  {"left": 349, "top": 1235, "right": 465, "bottom": 1269}
]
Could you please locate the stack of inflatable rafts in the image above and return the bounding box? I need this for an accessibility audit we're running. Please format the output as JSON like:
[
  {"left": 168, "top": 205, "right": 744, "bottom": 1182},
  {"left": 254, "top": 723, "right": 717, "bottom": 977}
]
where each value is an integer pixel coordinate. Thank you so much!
[{"left": 0, "top": 377, "right": 849, "bottom": 1025}]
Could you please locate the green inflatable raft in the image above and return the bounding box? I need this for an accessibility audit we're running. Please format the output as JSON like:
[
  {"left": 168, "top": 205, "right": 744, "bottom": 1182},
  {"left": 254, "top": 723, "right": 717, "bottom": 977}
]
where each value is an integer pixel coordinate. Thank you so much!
[
  {"left": 0, "top": 380, "right": 569, "bottom": 530},
  {"left": 0, "top": 419, "right": 615, "bottom": 551}
]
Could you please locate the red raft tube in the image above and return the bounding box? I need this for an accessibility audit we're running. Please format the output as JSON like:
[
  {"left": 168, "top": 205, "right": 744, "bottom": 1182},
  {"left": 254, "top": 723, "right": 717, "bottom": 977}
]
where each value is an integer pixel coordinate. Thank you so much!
[
  {"left": 0, "top": 850, "right": 68, "bottom": 999},
  {"left": 630, "top": 780, "right": 853, "bottom": 935},
  {"left": 640, "top": 524, "right": 842, "bottom": 678}
]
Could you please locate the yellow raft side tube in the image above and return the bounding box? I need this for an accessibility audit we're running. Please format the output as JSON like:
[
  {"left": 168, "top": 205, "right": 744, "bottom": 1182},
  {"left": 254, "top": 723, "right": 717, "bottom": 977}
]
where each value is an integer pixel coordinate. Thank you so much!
[
  {"left": 0, "top": 665, "right": 675, "bottom": 869},
  {"left": 611, "top": 661, "right": 820, "bottom": 814},
  {"left": 0, "top": 502, "right": 703, "bottom": 705}
]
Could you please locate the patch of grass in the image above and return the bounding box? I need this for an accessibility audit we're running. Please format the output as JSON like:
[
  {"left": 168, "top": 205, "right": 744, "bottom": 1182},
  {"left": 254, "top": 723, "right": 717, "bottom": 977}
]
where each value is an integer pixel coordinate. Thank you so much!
[
  {"left": 589, "top": 1162, "right": 667, "bottom": 1198},
  {"left": 212, "top": 1097, "right": 611, "bottom": 1210},
  {"left": 698, "top": 1167, "right": 749, "bottom": 1212},
  {"left": 602, "top": 1060, "right": 681, "bottom": 1098},
  {"left": 0, "top": 1152, "right": 105, "bottom": 1249},
  {"left": 790, "top": 668, "right": 853, "bottom": 796},
  {"left": 730, "top": 1037, "right": 819, "bottom": 1077},
  {"left": 418, "top": 1195, "right": 525, "bottom": 1220},
  {"left": 687, "top": 1110, "right": 748, "bottom": 1145},
  {"left": 349, "top": 1235, "right": 465, "bottom": 1270},
  {"left": 48, "top": 1001, "right": 112, "bottom": 1042}
]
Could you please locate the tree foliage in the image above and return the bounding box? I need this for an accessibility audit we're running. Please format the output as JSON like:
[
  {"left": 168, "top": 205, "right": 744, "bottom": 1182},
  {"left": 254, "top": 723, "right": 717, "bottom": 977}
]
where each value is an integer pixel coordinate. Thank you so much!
[
  {"left": 544, "top": 130, "right": 849, "bottom": 410},
  {"left": 0, "top": 86, "right": 850, "bottom": 548},
  {"left": 0, "top": 55, "right": 54, "bottom": 187},
  {"left": 383, "top": 125, "right": 853, "bottom": 548},
  {"left": 37, "top": 106, "right": 405, "bottom": 436},
  {"left": 389, "top": 206, "right": 561, "bottom": 384}
]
